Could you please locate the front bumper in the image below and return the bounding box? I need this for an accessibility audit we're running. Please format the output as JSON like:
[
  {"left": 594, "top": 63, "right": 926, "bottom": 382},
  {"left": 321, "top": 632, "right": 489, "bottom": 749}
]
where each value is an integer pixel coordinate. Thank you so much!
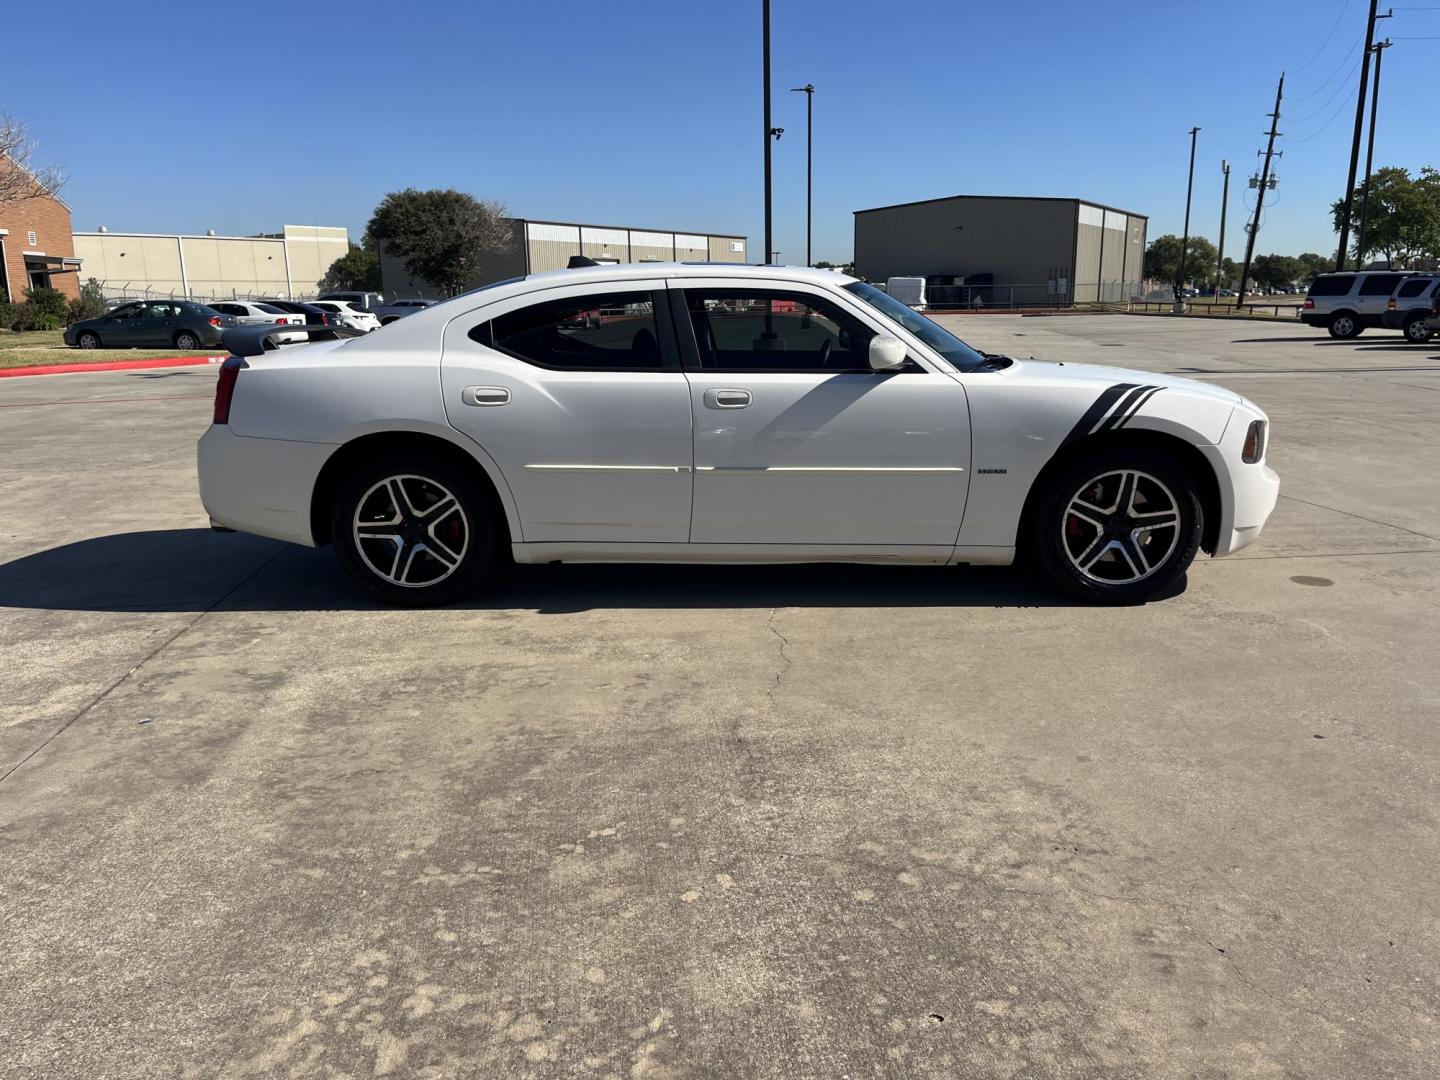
[
  {"left": 1202, "top": 408, "right": 1280, "bottom": 558},
  {"left": 197, "top": 425, "right": 336, "bottom": 546}
]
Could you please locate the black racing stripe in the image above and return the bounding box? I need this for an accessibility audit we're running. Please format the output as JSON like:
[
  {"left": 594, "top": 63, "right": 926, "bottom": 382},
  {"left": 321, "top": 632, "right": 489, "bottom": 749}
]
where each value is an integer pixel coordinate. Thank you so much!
[
  {"left": 1115, "top": 386, "right": 1165, "bottom": 429},
  {"left": 1094, "top": 384, "right": 1155, "bottom": 434},
  {"left": 1061, "top": 383, "right": 1138, "bottom": 447}
]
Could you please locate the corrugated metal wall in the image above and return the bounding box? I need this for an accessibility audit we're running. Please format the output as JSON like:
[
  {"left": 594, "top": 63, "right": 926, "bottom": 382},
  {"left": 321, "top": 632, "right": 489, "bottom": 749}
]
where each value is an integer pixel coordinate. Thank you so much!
[
  {"left": 854, "top": 197, "right": 1078, "bottom": 297},
  {"left": 854, "top": 196, "right": 1146, "bottom": 305}
]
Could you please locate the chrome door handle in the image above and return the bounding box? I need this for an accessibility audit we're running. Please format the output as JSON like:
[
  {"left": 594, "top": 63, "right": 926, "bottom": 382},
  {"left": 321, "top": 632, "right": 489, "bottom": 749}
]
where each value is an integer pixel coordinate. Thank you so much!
[
  {"left": 704, "top": 388, "right": 751, "bottom": 409},
  {"left": 462, "top": 386, "right": 510, "bottom": 407}
]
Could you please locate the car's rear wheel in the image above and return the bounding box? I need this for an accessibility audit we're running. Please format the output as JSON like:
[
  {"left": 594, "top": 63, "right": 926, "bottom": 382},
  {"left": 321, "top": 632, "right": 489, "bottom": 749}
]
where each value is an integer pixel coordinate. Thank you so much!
[
  {"left": 1031, "top": 448, "right": 1203, "bottom": 604},
  {"left": 174, "top": 330, "right": 201, "bottom": 351},
  {"left": 76, "top": 331, "right": 101, "bottom": 349},
  {"left": 1328, "top": 313, "right": 1362, "bottom": 338},
  {"left": 331, "top": 456, "right": 498, "bottom": 606},
  {"left": 1402, "top": 313, "right": 1433, "bottom": 343}
]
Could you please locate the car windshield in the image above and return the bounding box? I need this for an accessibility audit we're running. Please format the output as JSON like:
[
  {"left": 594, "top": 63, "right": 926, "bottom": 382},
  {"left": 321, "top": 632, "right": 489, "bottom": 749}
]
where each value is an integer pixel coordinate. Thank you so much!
[{"left": 843, "top": 281, "right": 989, "bottom": 372}]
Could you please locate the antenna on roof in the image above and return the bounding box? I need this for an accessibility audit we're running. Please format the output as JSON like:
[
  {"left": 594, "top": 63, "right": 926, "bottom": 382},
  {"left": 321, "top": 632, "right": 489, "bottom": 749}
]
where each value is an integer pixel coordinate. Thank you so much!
[{"left": 567, "top": 255, "right": 602, "bottom": 268}]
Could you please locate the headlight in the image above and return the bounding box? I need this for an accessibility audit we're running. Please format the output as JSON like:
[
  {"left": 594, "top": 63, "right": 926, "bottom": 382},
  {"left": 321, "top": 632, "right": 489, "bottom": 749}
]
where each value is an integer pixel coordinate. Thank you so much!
[{"left": 1241, "top": 419, "right": 1267, "bottom": 464}]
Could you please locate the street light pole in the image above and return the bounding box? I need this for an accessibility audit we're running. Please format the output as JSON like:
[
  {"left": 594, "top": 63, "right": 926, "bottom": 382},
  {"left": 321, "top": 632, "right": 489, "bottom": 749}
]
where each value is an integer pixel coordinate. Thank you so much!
[
  {"left": 790, "top": 83, "right": 814, "bottom": 266},
  {"left": 1175, "top": 126, "right": 1200, "bottom": 305},
  {"left": 1216, "top": 159, "right": 1230, "bottom": 294},
  {"left": 762, "top": 0, "right": 777, "bottom": 266}
]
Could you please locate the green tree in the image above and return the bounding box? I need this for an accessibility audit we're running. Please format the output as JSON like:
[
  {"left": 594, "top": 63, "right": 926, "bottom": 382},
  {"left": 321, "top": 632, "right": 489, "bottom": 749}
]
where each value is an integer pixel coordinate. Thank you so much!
[
  {"left": 66, "top": 277, "right": 107, "bottom": 324},
  {"left": 1250, "top": 254, "right": 1303, "bottom": 290},
  {"left": 1295, "top": 252, "right": 1332, "bottom": 282},
  {"left": 319, "top": 244, "right": 382, "bottom": 293},
  {"left": 366, "top": 188, "right": 512, "bottom": 296},
  {"left": 1331, "top": 166, "right": 1440, "bottom": 268},
  {"left": 1143, "top": 234, "right": 1219, "bottom": 288}
]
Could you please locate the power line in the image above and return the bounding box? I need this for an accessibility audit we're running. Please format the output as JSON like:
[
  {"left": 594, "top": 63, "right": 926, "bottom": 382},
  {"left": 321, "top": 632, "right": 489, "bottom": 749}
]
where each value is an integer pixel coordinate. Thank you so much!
[
  {"left": 1291, "top": 0, "right": 1357, "bottom": 74},
  {"left": 1285, "top": 81, "right": 1363, "bottom": 141},
  {"left": 1288, "top": 58, "right": 1362, "bottom": 123},
  {"left": 1288, "top": 30, "right": 1365, "bottom": 99}
]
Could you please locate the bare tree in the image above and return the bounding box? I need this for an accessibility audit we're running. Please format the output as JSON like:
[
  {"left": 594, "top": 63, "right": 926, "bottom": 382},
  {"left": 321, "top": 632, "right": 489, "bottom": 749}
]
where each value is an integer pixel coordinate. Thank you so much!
[{"left": 0, "top": 114, "right": 66, "bottom": 205}]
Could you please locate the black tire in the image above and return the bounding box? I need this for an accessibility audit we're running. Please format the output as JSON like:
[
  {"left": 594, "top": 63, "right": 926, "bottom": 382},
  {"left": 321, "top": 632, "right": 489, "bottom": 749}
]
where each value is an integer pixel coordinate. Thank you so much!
[
  {"left": 1402, "top": 313, "right": 1433, "bottom": 343},
  {"left": 174, "top": 331, "right": 201, "bottom": 351},
  {"left": 1030, "top": 447, "right": 1203, "bottom": 604},
  {"left": 1328, "top": 312, "right": 1362, "bottom": 339},
  {"left": 76, "top": 331, "right": 101, "bottom": 349},
  {"left": 330, "top": 454, "right": 499, "bottom": 606}
]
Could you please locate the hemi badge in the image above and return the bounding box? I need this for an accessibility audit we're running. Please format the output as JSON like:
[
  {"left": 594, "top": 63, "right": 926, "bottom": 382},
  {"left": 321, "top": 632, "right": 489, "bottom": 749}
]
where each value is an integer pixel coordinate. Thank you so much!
[{"left": 976, "top": 468, "right": 1008, "bottom": 475}]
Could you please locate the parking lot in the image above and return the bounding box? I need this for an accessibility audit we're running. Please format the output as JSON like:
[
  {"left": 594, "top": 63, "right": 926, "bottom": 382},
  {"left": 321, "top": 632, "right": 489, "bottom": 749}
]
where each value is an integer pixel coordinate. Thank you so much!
[{"left": 2, "top": 313, "right": 1437, "bottom": 1077}]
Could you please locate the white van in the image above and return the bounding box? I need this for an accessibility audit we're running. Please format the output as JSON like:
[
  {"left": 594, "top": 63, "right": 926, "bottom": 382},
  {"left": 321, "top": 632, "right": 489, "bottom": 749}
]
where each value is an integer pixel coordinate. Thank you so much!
[{"left": 885, "top": 276, "right": 927, "bottom": 310}]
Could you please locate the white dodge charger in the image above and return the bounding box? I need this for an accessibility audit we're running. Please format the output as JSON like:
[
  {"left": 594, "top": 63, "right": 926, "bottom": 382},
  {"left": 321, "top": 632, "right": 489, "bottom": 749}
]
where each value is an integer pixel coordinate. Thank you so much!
[{"left": 198, "top": 263, "right": 1278, "bottom": 605}]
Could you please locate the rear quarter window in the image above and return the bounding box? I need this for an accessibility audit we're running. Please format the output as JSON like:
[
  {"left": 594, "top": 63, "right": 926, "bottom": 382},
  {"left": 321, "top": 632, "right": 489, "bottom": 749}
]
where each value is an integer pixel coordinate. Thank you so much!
[
  {"left": 1396, "top": 279, "right": 1429, "bottom": 298},
  {"left": 1308, "top": 275, "right": 1355, "bottom": 296},
  {"left": 1359, "top": 274, "right": 1405, "bottom": 296}
]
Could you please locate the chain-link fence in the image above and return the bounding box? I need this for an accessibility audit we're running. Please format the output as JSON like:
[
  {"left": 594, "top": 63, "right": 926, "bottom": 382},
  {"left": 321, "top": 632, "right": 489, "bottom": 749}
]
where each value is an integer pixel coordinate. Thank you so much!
[
  {"left": 93, "top": 282, "right": 431, "bottom": 305},
  {"left": 917, "top": 280, "right": 1147, "bottom": 311}
]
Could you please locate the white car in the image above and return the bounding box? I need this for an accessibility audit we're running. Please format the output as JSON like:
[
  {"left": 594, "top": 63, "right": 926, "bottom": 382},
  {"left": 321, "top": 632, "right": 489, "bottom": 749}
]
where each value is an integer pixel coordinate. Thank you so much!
[
  {"left": 208, "top": 301, "right": 307, "bottom": 343},
  {"left": 310, "top": 300, "right": 381, "bottom": 332},
  {"left": 199, "top": 264, "right": 1279, "bottom": 605}
]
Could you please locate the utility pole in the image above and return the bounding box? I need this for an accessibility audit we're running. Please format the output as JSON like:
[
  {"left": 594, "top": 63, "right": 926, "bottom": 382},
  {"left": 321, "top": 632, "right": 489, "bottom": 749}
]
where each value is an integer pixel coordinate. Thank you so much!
[
  {"left": 1175, "top": 127, "right": 1200, "bottom": 306},
  {"left": 762, "top": 0, "right": 774, "bottom": 266},
  {"left": 1336, "top": 0, "right": 1388, "bottom": 270},
  {"left": 1216, "top": 159, "right": 1231, "bottom": 293},
  {"left": 790, "top": 83, "right": 814, "bottom": 266},
  {"left": 1238, "top": 73, "right": 1284, "bottom": 308},
  {"left": 1356, "top": 39, "right": 1392, "bottom": 268}
]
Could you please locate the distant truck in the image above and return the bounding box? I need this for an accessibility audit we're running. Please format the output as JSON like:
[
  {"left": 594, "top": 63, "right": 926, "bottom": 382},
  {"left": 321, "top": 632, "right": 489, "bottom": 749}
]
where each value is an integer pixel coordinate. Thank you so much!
[{"left": 885, "top": 276, "right": 926, "bottom": 310}]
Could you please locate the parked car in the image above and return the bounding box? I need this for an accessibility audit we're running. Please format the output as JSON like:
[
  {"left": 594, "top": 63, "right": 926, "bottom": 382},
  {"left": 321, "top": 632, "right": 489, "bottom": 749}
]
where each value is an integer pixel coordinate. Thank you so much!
[
  {"left": 199, "top": 263, "right": 1278, "bottom": 607},
  {"left": 207, "top": 300, "right": 294, "bottom": 326},
  {"left": 310, "top": 300, "right": 381, "bottom": 332},
  {"left": 254, "top": 299, "right": 334, "bottom": 326},
  {"left": 1300, "top": 270, "right": 1412, "bottom": 338},
  {"left": 66, "top": 300, "right": 236, "bottom": 351},
  {"left": 1378, "top": 274, "right": 1439, "bottom": 342},
  {"left": 375, "top": 298, "right": 436, "bottom": 325}
]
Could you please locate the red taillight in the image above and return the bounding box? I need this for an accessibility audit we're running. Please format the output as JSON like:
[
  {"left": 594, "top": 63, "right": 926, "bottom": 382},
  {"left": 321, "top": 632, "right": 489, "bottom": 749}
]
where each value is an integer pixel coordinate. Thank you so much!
[
  {"left": 209, "top": 315, "right": 222, "bottom": 327},
  {"left": 1303, "top": 298, "right": 1314, "bottom": 309},
  {"left": 1387, "top": 298, "right": 1396, "bottom": 310},
  {"left": 214, "top": 362, "right": 241, "bottom": 424},
  {"left": 320, "top": 313, "right": 330, "bottom": 325}
]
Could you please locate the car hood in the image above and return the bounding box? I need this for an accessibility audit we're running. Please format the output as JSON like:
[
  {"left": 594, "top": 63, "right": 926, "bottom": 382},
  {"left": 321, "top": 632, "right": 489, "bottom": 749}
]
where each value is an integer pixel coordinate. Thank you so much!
[{"left": 996, "top": 358, "right": 1244, "bottom": 405}]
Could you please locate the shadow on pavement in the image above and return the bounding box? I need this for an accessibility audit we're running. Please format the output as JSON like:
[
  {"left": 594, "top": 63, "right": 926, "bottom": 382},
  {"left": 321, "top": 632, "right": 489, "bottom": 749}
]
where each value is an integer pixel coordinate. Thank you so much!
[{"left": 0, "top": 529, "right": 1136, "bottom": 613}]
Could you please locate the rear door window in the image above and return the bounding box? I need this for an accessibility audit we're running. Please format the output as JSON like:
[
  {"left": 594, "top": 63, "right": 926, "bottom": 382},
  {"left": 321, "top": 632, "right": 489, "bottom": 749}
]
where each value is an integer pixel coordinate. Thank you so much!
[{"left": 475, "top": 290, "right": 672, "bottom": 370}]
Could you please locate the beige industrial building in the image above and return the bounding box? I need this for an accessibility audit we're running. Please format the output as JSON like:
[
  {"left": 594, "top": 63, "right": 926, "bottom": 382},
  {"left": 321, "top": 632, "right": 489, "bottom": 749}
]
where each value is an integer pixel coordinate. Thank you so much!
[
  {"left": 380, "top": 218, "right": 749, "bottom": 297},
  {"left": 854, "top": 195, "right": 1147, "bottom": 307},
  {"left": 71, "top": 224, "right": 350, "bottom": 300}
]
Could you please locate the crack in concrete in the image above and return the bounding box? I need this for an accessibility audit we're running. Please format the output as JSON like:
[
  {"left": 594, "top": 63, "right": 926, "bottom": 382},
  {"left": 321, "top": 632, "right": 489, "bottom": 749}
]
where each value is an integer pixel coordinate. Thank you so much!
[
  {"left": 764, "top": 606, "right": 792, "bottom": 705},
  {"left": 0, "top": 544, "right": 287, "bottom": 788}
]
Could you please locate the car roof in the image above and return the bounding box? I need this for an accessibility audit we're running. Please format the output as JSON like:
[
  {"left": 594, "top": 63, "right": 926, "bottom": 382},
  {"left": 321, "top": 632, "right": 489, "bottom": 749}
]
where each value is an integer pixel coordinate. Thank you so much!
[{"left": 517, "top": 262, "right": 855, "bottom": 289}]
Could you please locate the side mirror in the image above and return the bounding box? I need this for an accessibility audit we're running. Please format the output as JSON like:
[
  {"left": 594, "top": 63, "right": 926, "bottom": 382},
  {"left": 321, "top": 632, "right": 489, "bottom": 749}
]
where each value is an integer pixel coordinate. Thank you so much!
[{"left": 868, "top": 335, "right": 907, "bottom": 371}]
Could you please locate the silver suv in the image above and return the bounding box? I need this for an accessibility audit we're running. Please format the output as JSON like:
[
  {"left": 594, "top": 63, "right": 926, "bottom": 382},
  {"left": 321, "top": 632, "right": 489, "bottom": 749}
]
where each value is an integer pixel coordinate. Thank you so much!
[
  {"left": 1379, "top": 275, "right": 1439, "bottom": 343},
  {"left": 1301, "top": 271, "right": 1411, "bottom": 338}
]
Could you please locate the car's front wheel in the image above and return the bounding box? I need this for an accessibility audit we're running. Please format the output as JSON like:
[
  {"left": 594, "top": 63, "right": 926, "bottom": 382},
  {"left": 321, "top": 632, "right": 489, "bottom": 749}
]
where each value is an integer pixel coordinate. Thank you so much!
[
  {"left": 76, "top": 331, "right": 101, "bottom": 349},
  {"left": 1328, "top": 313, "right": 1362, "bottom": 338},
  {"left": 1031, "top": 448, "right": 1203, "bottom": 603},
  {"left": 331, "top": 457, "right": 498, "bottom": 605},
  {"left": 1402, "top": 313, "right": 1433, "bottom": 343}
]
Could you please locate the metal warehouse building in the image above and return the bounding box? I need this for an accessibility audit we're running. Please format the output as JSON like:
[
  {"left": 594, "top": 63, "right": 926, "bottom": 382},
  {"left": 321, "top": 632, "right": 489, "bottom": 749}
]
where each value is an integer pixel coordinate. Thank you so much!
[
  {"left": 854, "top": 195, "right": 1147, "bottom": 307},
  {"left": 381, "top": 218, "right": 749, "bottom": 297},
  {"left": 72, "top": 224, "right": 350, "bottom": 301}
]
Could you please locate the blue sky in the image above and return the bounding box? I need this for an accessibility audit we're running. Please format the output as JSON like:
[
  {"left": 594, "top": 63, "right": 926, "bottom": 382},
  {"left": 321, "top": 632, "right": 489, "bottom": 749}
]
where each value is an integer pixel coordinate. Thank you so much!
[{"left": 8, "top": 0, "right": 1436, "bottom": 264}]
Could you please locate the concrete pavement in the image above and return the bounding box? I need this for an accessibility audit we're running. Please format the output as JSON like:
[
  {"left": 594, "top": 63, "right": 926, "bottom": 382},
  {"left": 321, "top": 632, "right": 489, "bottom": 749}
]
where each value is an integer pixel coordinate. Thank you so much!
[{"left": 1, "top": 317, "right": 1437, "bottom": 1077}]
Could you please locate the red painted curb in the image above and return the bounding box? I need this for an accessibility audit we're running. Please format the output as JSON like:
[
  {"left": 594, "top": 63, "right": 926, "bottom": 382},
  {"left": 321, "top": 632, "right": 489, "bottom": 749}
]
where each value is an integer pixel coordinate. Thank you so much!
[{"left": 0, "top": 354, "right": 226, "bottom": 379}]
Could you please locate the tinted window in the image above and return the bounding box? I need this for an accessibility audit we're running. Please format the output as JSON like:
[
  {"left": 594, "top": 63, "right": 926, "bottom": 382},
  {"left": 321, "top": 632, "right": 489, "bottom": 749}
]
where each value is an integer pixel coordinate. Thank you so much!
[
  {"left": 144, "top": 302, "right": 182, "bottom": 318},
  {"left": 685, "top": 290, "right": 875, "bottom": 371},
  {"left": 110, "top": 303, "right": 143, "bottom": 320},
  {"left": 255, "top": 303, "right": 284, "bottom": 313},
  {"left": 478, "top": 291, "right": 665, "bottom": 370},
  {"left": 1396, "top": 279, "right": 1431, "bottom": 298},
  {"left": 1359, "top": 274, "right": 1405, "bottom": 296},
  {"left": 1308, "top": 275, "right": 1355, "bottom": 297},
  {"left": 211, "top": 303, "right": 241, "bottom": 315}
]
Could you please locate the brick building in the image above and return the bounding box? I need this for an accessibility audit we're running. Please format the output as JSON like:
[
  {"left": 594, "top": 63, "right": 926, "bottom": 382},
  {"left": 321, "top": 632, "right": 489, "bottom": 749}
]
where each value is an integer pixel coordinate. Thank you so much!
[{"left": 0, "top": 155, "right": 82, "bottom": 302}]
